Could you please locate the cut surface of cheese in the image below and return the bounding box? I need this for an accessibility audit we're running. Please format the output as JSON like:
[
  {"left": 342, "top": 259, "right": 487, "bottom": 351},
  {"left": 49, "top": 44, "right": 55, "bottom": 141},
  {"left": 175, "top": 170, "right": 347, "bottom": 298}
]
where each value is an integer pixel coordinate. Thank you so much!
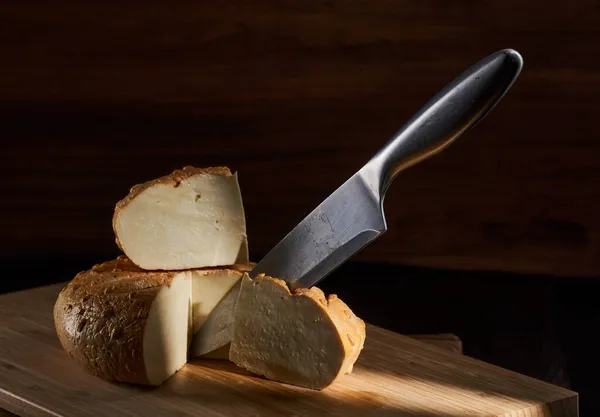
[
  {"left": 143, "top": 271, "right": 191, "bottom": 385},
  {"left": 191, "top": 264, "right": 253, "bottom": 335},
  {"left": 113, "top": 166, "right": 248, "bottom": 270},
  {"left": 53, "top": 256, "right": 192, "bottom": 386},
  {"left": 230, "top": 274, "right": 366, "bottom": 390}
]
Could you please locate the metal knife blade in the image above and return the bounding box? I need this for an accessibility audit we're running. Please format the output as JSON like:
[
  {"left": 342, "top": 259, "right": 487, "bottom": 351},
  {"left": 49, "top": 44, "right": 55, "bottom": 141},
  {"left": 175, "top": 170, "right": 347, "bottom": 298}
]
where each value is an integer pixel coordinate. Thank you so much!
[
  {"left": 190, "top": 48, "right": 523, "bottom": 357},
  {"left": 190, "top": 173, "right": 384, "bottom": 357}
]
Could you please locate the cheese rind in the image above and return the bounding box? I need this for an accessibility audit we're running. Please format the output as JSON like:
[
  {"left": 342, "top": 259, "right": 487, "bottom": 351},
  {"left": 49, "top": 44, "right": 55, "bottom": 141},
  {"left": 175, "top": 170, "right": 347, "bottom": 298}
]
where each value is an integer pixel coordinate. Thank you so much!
[
  {"left": 113, "top": 166, "right": 248, "bottom": 270},
  {"left": 53, "top": 256, "right": 192, "bottom": 386},
  {"left": 230, "top": 274, "right": 366, "bottom": 390},
  {"left": 54, "top": 258, "right": 258, "bottom": 384}
]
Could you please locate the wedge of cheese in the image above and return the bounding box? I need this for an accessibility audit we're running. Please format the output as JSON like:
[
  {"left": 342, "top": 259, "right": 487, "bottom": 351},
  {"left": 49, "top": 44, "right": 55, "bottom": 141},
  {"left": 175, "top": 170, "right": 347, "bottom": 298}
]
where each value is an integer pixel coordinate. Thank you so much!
[
  {"left": 191, "top": 264, "right": 253, "bottom": 335},
  {"left": 230, "top": 274, "right": 366, "bottom": 390},
  {"left": 53, "top": 256, "right": 192, "bottom": 386},
  {"left": 54, "top": 257, "right": 253, "bottom": 385},
  {"left": 113, "top": 166, "right": 248, "bottom": 270}
]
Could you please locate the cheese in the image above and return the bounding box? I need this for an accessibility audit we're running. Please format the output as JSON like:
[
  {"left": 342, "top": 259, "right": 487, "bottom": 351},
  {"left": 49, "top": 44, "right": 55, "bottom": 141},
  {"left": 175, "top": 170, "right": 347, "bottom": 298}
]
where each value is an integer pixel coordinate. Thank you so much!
[
  {"left": 53, "top": 256, "right": 192, "bottom": 386},
  {"left": 230, "top": 274, "right": 366, "bottom": 390},
  {"left": 113, "top": 166, "right": 248, "bottom": 270},
  {"left": 188, "top": 264, "right": 254, "bottom": 360},
  {"left": 54, "top": 260, "right": 366, "bottom": 389},
  {"left": 191, "top": 265, "right": 252, "bottom": 335},
  {"left": 55, "top": 164, "right": 368, "bottom": 390},
  {"left": 54, "top": 257, "right": 256, "bottom": 385}
]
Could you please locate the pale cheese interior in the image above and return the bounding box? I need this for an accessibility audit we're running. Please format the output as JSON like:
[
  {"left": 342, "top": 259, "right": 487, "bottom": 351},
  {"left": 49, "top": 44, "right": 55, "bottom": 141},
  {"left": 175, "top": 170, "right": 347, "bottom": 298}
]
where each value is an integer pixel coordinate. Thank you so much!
[
  {"left": 191, "top": 269, "right": 243, "bottom": 334},
  {"left": 116, "top": 173, "right": 248, "bottom": 270},
  {"left": 230, "top": 275, "right": 347, "bottom": 389},
  {"left": 143, "top": 271, "right": 192, "bottom": 385},
  {"left": 141, "top": 267, "right": 245, "bottom": 385}
]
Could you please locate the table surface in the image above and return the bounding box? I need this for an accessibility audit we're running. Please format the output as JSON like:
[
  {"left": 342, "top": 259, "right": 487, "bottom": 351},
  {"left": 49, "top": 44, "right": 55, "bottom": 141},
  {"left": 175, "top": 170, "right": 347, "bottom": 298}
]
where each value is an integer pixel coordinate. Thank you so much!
[{"left": 0, "top": 283, "right": 578, "bottom": 416}]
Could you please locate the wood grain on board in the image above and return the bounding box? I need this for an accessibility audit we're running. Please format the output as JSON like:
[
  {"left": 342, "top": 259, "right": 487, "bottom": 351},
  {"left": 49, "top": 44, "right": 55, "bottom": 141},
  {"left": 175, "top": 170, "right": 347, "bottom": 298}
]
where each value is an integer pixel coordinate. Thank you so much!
[
  {"left": 1, "top": 0, "right": 599, "bottom": 277},
  {"left": 0, "top": 284, "right": 578, "bottom": 416},
  {"left": 410, "top": 333, "right": 463, "bottom": 355}
]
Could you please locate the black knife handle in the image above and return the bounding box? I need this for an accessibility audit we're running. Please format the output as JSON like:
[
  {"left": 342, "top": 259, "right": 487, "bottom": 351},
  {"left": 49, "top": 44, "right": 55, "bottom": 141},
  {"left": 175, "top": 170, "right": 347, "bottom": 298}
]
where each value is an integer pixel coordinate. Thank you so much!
[{"left": 360, "top": 49, "right": 523, "bottom": 198}]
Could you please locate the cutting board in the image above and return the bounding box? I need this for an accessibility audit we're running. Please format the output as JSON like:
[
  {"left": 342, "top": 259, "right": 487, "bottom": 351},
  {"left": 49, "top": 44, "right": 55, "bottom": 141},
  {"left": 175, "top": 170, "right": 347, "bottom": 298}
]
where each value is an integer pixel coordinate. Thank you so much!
[{"left": 0, "top": 284, "right": 578, "bottom": 417}]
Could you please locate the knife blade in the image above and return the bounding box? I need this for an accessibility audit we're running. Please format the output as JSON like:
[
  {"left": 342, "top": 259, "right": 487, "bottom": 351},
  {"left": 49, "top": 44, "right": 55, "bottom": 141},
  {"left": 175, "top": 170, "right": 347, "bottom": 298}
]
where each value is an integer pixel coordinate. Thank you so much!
[{"left": 190, "top": 48, "right": 523, "bottom": 357}]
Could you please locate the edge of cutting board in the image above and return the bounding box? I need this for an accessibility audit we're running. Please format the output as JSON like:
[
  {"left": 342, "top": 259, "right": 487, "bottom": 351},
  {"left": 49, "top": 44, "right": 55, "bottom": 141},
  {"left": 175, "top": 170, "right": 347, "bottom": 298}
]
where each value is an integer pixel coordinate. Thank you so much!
[{"left": 0, "top": 283, "right": 579, "bottom": 417}]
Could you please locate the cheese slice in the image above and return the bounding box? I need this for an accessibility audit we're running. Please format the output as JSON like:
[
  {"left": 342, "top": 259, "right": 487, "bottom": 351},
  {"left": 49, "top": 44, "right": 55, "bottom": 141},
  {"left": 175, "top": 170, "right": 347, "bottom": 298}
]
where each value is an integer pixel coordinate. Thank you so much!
[
  {"left": 230, "top": 274, "right": 366, "bottom": 390},
  {"left": 189, "top": 263, "right": 254, "bottom": 360},
  {"left": 113, "top": 166, "right": 249, "bottom": 270},
  {"left": 191, "top": 264, "right": 253, "bottom": 335},
  {"left": 53, "top": 256, "right": 192, "bottom": 386}
]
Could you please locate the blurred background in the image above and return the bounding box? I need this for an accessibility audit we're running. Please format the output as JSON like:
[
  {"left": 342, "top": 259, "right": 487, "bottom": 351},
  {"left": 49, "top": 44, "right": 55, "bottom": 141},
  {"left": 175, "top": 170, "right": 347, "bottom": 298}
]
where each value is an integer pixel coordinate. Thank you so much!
[{"left": 1, "top": 1, "right": 599, "bottom": 413}]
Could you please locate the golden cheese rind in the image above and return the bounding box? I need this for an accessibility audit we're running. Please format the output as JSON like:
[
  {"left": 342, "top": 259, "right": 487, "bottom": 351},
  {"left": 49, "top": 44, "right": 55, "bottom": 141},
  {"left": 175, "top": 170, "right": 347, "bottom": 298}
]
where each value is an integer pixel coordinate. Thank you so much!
[{"left": 53, "top": 256, "right": 184, "bottom": 385}]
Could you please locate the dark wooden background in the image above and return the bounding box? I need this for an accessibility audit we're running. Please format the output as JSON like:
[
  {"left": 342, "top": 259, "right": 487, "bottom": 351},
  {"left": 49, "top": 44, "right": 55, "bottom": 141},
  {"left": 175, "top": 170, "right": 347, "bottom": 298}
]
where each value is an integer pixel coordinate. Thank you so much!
[
  {"left": 2, "top": 1, "right": 600, "bottom": 414},
  {"left": 2, "top": 0, "right": 599, "bottom": 277}
]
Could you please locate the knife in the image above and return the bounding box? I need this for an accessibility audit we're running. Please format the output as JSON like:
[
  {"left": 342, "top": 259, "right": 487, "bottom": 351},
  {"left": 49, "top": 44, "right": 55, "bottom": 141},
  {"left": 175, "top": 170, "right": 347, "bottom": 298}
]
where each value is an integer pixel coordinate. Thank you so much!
[{"left": 190, "top": 48, "right": 523, "bottom": 357}]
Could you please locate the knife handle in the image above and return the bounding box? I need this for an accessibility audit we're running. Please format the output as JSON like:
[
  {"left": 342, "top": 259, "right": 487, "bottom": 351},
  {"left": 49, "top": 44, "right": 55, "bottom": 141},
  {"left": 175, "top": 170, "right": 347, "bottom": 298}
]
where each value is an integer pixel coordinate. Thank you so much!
[{"left": 361, "top": 48, "right": 523, "bottom": 197}]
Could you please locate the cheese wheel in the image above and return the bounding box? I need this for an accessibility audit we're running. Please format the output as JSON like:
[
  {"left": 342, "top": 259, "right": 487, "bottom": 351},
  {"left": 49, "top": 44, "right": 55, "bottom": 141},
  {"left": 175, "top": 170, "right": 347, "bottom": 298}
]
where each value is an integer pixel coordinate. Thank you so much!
[
  {"left": 53, "top": 256, "right": 192, "bottom": 386},
  {"left": 54, "top": 257, "right": 253, "bottom": 385}
]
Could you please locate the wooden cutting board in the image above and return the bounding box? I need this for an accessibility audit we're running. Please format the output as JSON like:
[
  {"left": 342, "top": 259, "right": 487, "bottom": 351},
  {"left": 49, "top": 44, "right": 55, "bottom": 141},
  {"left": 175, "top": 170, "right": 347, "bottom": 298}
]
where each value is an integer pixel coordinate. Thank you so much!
[{"left": 0, "top": 284, "right": 578, "bottom": 417}]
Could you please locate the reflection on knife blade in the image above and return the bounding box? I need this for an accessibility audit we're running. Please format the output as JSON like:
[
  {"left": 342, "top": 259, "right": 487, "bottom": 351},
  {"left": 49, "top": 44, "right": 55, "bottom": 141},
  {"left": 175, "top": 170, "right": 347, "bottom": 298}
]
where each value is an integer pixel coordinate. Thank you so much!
[{"left": 191, "top": 48, "right": 523, "bottom": 360}]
